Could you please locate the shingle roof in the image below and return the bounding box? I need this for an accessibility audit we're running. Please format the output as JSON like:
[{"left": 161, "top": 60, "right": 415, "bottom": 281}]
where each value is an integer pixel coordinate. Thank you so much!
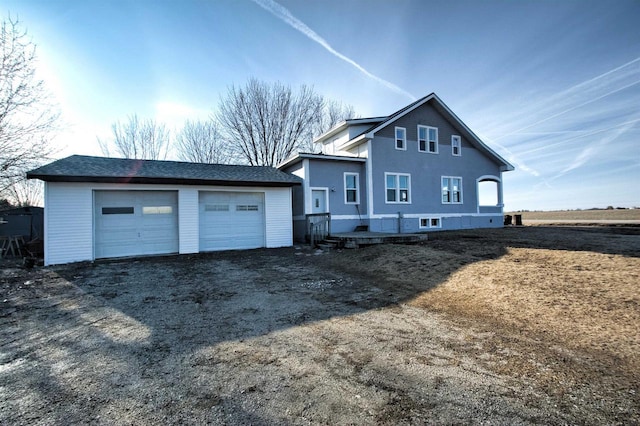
[{"left": 27, "top": 155, "right": 302, "bottom": 187}]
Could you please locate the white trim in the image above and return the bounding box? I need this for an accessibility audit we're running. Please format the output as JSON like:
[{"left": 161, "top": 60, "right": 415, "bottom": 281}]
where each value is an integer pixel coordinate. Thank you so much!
[
  {"left": 476, "top": 174, "right": 503, "bottom": 213},
  {"left": 385, "top": 172, "right": 411, "bottom": 204},
  {"left": 294, "top": 212, "right": 503, "bottom": 221},
  {"left": 310, "top": 187, "right": 329, "bottom": 213},
  {"left": 452, "top": 135, "right": 462, "bottom": 156},
  {"left": 343, "top": 172, "right": 360, "bottom": 205},
  {"left": 395, "top": 126, "right": 407, "bottom": 150},
  {"left": 302, "top": 159, "right": 311, "bottom": 214},
  {"left": 441, "top": 176, "right": 463, "bottom": 205},
  {"left": 366, "top": 141, "right": 374, "bottom": 217},
  {"left": 277, "top": 153, "right": 365, "bottom": 169}
]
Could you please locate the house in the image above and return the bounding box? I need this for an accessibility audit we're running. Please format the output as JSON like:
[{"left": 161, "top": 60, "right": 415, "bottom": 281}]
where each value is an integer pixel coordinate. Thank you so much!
[
  {"left": 277, "top": 93, "right": 514, "bottom": 240},
  {"left": 28, "top": 93, "right": 513, "bottom": 266},
  {"left": 27, "top": 156, "right": 301, "bottom": 265}
]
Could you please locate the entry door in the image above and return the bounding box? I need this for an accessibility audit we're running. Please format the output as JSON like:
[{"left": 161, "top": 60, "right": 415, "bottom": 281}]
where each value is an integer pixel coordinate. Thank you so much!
[{"left": 311, "top": 189, "right": 327, "bottom": 213}]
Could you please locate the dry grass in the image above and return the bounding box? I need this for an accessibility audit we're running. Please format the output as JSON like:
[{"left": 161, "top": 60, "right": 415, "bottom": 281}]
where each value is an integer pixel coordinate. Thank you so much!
[{"left": 324, "top": 227, "right": 640, "bottom": 411}]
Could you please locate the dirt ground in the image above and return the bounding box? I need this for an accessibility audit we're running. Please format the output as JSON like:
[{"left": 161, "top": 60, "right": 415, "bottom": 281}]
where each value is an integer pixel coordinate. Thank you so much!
[{"left": 1, "top": 226, "right": 638, "bottom": 425}]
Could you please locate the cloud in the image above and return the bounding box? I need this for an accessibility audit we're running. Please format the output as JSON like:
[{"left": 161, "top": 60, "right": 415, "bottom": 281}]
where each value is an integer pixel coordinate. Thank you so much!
[{"left": 251, "top": 0, "right": 415, "bottom": 100}]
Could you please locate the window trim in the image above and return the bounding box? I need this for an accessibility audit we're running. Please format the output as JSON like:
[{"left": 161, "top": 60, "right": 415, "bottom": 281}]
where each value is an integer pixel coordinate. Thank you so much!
[
  {"left": 419, "top": 217, "right": 442, "bottom": 229},
  {"left": 344, "top": 172, "right": 360, "bottom": 205},
  {"left": 418, "top": 125, "right": 438, "bottom": 153},
  {"left": 385, "top": 172, "right": 411, "bottom": 204},
  {"left": 452, "top": 135, "right": 462, "bottom": 156},
  {"left": 395, "top": 126, "right": 407, "bottom": 151},
  {"left": 441, "top": 176, "right": 463, "bottom": 204}
]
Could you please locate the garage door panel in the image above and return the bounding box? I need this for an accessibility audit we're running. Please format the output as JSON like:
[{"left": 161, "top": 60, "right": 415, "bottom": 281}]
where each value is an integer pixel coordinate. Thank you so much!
[
  {"left": 95, "top": 190, "right": 178, "bottom": 259},
  {"left": 199, "top": 191, "right": 265, "bottom": 251}
]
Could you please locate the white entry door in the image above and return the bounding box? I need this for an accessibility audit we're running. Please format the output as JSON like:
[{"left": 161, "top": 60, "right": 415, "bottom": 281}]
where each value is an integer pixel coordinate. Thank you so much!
[
  {"left": 199, "top": 191, "right": 265, "bottom": 251},
  {"left": 311, "top": 189, "right": 327, "bottom": 213},
  {"left": 94, "top": 190, "right": 179, "bottom": 259}
]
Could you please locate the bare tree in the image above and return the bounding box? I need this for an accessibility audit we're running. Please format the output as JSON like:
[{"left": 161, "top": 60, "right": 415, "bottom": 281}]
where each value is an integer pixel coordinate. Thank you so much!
[
  {"left": 217, "top": 79, "right": 324, "bottom": 166},
  {"left": 0, "top": 16, "right": 59, "bottom": 193},
  {"left": 175, "top": 119, "right": 230, "bottom": 164},
  {"left": 98, "top": 114, "right": 169, "bottom": 160},
  {"left": 300, "top": 99, "right": 356, "bottom": 153},
  {"left": 6, "top": 178, "right": 43, "bottom": 206}
]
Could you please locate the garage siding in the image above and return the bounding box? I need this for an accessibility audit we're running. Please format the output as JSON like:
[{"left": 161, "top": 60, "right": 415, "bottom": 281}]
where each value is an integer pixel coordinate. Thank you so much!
[
  {"left": 265, "top": 187, "right": 293, "bottom": 248},
  {"left": 179, "top": 189, "right": 199, "bottom": 254},
  {"left": 43, "top": 183, "right": 294, "bottom": 265},
  {"left": 44, "top": 182, "right": 94, "bottom": 265}
]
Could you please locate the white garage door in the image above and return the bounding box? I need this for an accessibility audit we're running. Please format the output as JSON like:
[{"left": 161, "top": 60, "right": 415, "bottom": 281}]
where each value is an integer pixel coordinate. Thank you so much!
[
  {"left": 199, "top": 191, "right": 265, "bottom": 251},
  {"left": 94, "top": 191, "right": 179, "bottom": 259}
]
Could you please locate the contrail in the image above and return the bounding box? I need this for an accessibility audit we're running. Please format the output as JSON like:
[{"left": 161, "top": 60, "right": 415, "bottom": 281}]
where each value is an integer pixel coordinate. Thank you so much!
[
  {"left": 494, "top": 56, "right": 640, "bottom": 141},
  {"left": 251, "top": 0, "right": 416, "bottom": 100}
]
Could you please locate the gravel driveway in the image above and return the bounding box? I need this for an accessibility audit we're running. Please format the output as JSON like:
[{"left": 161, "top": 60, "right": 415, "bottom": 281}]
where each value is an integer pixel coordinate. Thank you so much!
[{"left": 1, "top": 235, "right": 635, "bottom": 424}]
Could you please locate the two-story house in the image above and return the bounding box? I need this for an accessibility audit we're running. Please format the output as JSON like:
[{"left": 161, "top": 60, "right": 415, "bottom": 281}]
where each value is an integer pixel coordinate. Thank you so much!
[{"left": 278, "top": 93, "right": 514, "bottom": 240}]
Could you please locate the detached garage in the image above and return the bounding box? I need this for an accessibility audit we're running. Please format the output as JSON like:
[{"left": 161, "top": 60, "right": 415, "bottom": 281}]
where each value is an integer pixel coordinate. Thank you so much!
[{"left": 27, "top": 155, "right": 301, "bottom": 265}]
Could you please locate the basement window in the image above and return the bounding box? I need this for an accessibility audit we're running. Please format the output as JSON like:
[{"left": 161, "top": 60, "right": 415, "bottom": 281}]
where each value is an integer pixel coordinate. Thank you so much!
[
  {"left": 143, "top": 206, "right": 172, "bottom": 214},
  {"left": 419, "top": 217, "right": 442, "bottom": 229},
  {"left": 102, "top": 207, "right": 134, "bottom": 215}
]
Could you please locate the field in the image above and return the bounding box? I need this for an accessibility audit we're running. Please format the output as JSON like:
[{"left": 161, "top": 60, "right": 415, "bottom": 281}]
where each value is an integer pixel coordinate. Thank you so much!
[
  {"left": 1, "top": 226, "right": 639, "bottom": 424},
  {"left": 507, "top": 208, "right": 640, "bottom": 223}
]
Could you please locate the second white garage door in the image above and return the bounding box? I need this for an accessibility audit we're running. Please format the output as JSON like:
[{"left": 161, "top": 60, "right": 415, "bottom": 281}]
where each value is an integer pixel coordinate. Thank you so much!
[{"left": 199, "top": 191, "right": 265, "bottom": 251}]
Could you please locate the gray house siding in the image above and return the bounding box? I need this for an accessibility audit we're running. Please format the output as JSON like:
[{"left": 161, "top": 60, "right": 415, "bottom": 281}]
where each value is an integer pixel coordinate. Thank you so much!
[
  {"left": 281, "top": 94, "right": 512, "bottom": 238},
  {"left": 281, "top": 157, "right": 368, "bottom": 240},
  {"left": 307, "top": 159, "right": 368, "bottom": 234},
  {"left": 368, "top": 101, "right": 504, "bottom": 232}
]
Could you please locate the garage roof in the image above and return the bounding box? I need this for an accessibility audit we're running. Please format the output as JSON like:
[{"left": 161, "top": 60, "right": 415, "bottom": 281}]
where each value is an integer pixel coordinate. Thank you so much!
[{"left": 27, "top": 155, "right": 302, "bottom": 187}]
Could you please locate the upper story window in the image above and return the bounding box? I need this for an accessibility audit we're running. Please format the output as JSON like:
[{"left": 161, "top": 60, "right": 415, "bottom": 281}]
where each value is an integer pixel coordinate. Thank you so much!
[
  {"left": 442, "top": 176, "right": 463, "bottom": 204},
  {"left": 344, "top": 172, "right": 360, "bottom": 204},
  {"left": 386, "top": 173, "right": 411, "bottom": 203},
  {"left": 418, "top": 125, "right": 438, "bottom": 153},
  {"left": 452, "top": 135, "right": 461, "bottom": 156},
  {"left": 395, "top": 127, "right": 406, "bottom": 150}
]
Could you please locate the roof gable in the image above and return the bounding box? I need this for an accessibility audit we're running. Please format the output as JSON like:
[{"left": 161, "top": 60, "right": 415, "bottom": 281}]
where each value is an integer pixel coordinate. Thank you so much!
[
  {"left": 27, "top": 155, "right": 302, "bottom": 187},
  {"left": 346, "top": 93, "right": 514, "bottom": 171}
]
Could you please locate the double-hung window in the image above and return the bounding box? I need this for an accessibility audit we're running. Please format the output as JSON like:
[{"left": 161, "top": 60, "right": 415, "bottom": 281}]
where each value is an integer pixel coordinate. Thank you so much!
[
  {"left": 418, "top": 125, "right": 438, "bottom": 153},
  {"left": 452, "top": 135, "right": 461, "bottom": 156},
  {"left": 386, "top": 173, "right": 411, "bottom": 203},
  {"left": 344, "top": 173, "right": 359, "bottom": 204},
  {"left": 442, "top": 176, "right": 463, "bottom": 204},
  {"left": 395, "top": 127, "right": 406, "bottom": 150}
]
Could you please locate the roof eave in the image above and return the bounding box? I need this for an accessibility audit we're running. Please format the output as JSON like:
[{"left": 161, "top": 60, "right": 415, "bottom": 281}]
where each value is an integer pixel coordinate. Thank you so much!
[
  {"left": 27, "top": 174, "right": 301, "bottom": 187},
  {"left": 338, "top": 133, "right": 371, "bottom": 151}
]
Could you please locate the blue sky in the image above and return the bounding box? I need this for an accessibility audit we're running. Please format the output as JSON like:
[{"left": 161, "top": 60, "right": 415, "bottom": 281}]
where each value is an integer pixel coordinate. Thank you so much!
[{"left": 5, "top": 0, "right": 640, "bottom": 211}]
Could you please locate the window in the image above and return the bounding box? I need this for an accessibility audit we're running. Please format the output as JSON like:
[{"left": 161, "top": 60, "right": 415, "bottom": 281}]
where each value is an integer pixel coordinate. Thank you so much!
[
  {"left": 102, "top": 207, "right": 134, "bottom": 215},
  {"left": 395, "top": 127, "right": 406, "bottom": 150},
  {"left": 236, "top": 205, "right": 259, "bottom": 211},
  {"left": 205, "top": 204, "right": 229, "bottom": 212},
  {"left": 452, "top": 135, "right": 461, "bottom": 156},
  {"left": 418, "top": 125, "right": 438, "bottom": 153},
  {"left": 344, "top": 173, "right": 359, "bottom": 204},
  {"left": 385, "top": 173, "right": 411, "bottom": 203},
  {"left": 442, "top": 177, "right": 463, "bottom": 204},
  {"left": 419, "top": 217, "right": 442, "bottom": 229},
  {"left": 142, "top": 206, "right": 172, "bottom": 214}
]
